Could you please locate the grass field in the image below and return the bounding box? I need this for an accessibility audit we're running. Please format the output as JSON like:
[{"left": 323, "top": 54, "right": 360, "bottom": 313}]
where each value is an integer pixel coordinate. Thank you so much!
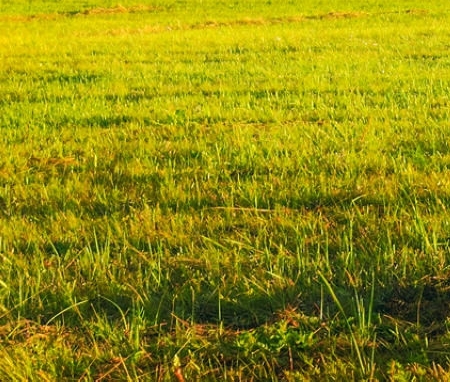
[{"left": 1, "top": 0, "right": 450, "bottom": 380}]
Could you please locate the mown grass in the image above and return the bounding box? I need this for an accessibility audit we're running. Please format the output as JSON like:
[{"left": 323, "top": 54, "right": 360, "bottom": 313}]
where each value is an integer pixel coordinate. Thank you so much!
[{"left": 0, "top": 0, "right": 450, "bottom": 380}]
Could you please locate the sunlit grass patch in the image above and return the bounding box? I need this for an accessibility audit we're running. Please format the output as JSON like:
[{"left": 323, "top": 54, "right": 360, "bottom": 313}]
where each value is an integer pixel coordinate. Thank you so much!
[{"left": 0, "top": 0, "right": 450, "bottom": 379}]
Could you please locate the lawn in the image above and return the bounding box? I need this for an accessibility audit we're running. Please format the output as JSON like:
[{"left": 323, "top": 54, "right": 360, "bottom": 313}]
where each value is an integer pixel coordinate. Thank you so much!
[{"left": 0, "top": 0, "right": 450, "bottom": 380}]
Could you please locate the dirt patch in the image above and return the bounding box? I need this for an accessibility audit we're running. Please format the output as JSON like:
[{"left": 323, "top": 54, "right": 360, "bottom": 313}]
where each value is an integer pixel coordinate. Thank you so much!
[
  {"left": 77, "top": 4, "right": 162, "bottom": 16},
  {"left": 0, "top": 4, "right": 163, "bottom": 22},
  {"left": 308, "top": 11, "right": 368, "bottom": 20}
]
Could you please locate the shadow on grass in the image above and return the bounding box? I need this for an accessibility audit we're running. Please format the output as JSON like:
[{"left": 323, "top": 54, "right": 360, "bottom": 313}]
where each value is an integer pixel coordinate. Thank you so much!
[{"left": 378, "top": 276, "right": 450, "bottom": 332}]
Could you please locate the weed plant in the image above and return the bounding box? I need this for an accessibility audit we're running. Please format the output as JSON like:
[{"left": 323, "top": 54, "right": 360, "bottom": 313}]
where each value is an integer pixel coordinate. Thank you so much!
[{"left": 0, "top": 0, "right": 450, "bottom": 380}]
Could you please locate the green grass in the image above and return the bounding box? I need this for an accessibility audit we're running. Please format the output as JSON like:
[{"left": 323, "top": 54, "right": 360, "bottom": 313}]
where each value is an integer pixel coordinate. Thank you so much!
[{"left": 0, "top": 0, "right": 450, "bottom": 380}]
